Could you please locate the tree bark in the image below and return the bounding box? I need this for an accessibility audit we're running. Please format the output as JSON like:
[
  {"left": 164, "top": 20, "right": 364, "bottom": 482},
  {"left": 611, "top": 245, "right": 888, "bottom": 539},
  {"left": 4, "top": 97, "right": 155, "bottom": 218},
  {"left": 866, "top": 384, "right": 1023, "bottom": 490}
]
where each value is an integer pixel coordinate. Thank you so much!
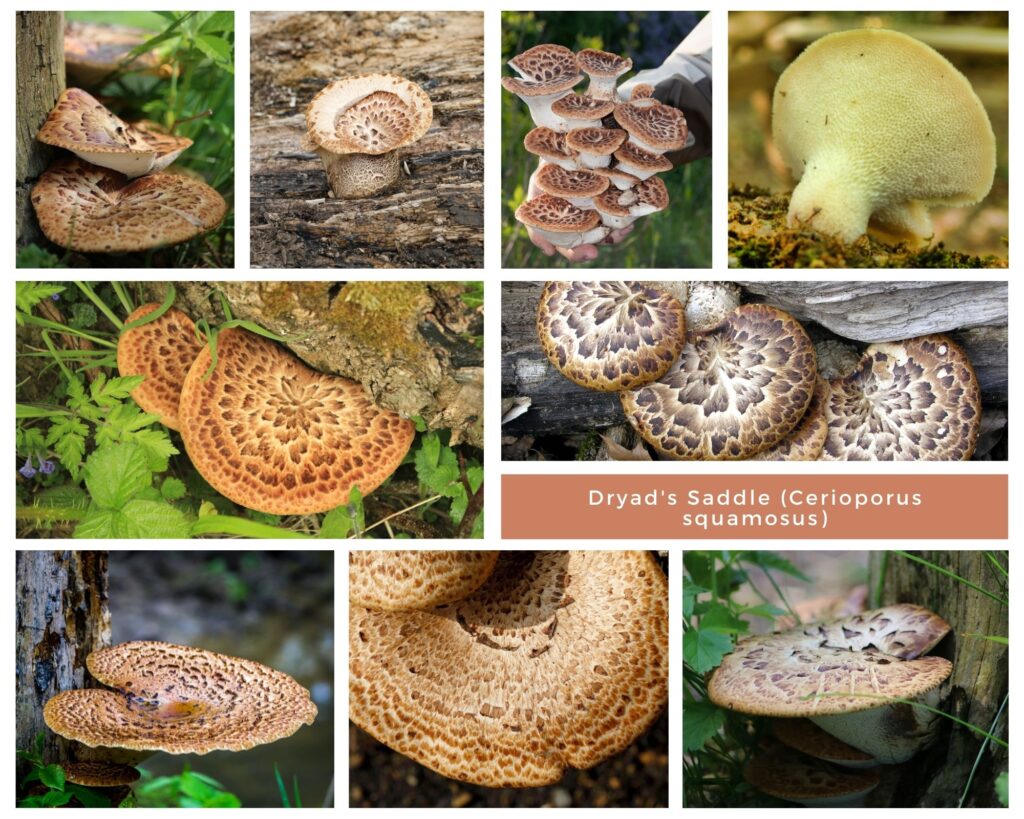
[
  {"left": 249, "top": 11, "right": 483, "bottom": 269},
  {"left": 876, "top": 551, "right": 1008, "bottom": 807},
  {"left": 16, "top": 11, "right": 65, "bottom": 248},
  {"left": 15, "top": 551, "right": 110, "bottom": 775}
]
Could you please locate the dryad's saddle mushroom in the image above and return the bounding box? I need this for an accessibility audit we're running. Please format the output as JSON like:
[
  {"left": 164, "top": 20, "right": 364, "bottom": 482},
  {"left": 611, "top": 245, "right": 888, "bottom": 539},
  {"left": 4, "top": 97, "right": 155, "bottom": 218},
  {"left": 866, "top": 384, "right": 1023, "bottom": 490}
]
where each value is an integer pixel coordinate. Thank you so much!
[
  {"left": 350, "top": 551, "right": 668, "bottom": 787},
  {"left": 303, "top": 73, "right": 433, "bottom": 199},
  {"left": 61, "top": 761, "right": 141, "bottom": 788},
  {"left": 44, "top": 641, "right": 317, "bottom": 755},
  {"left": 514, "top": 194, "right": 608, "bottom": 249},
  {"left": 501, "top": 44, "right": 582, "bottom": 131},
  {"left": 178, "top": 328, "right": 415, "bottom": 516},
  {"left": 64, "top": 22, "right": 163, "bottom": 87},
  {"left": 773, "top": 28, "right": 996, "bottom": 244},
  {"left": 349, "top": 550, "right": 499, "bottom": 611}
]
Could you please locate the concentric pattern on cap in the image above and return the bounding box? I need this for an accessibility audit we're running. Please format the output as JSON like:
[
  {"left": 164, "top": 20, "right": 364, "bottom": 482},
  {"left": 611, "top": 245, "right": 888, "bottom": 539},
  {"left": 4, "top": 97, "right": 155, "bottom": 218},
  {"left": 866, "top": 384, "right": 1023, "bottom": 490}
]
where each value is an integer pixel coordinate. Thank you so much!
[
  {"left": 771, "top": 719, "right": 874, "bottom": 764},
  {"left": 621, "top": 305, "right": 816, "bottom": 460},
  {"left": 614, "top": 140, "right": 673, "bottom": 172},
  {"left": 576, "top": 49, "right": 633, "bottom": 78},
  {"left": 117, "top": 303, "right": 204, "bottom": 430},
  {"left": 707, "top": 604, "right": 952, "bottom": 717},
  {"left": 565, "top": 127, "right": 627, "bottom": 155},
  {"left": 537, "top": 281, "right": 685, "bottom": 391},
  {"left": 821, "top": 335, "right": 981, "bottom": 461},
  {"left": 31, "top": 158, "right": 226, "bottom": 253},
  {"left": 349, "top": 551, "right": 668, "bottom": 787},
  {"left": 751, "top": 377, "right": 829, "bottom": 461},
  {"left": 179, "top": 328, "right": 414, "bottom": 515},
  {"left": 535, "top": 164, "right": 609, "bottom": 199},
  {"left": 515, "top": 194, "right": 600, "bottom": 233},
  {"left": 350, "top": 551, "right": 500, "bottom": 611},
  {"left": 745, "top": 745, "right": 879, "bottom": 803},
  {"left": 305, "top": 74, "right": 432, "bottom": 155},
  {"left": 614, "top": 101, "right": 688, "bottom": 151},
  {"left": 524, "top": 127, "right": 576, "bottom": 162},
  {"left": 38, "top": 88, "right": 151, "bottom": 157},
  {"left": 62, "top": 762, "right": 141, "bottom": 787},
  {"left": 503, "top": 44, "right": 581, "bottom": 97},
  {"left": 550, "top": 94, "right": 616, "bottom": 120},
  {"left": 44, "top": 641, "right": 317, "bottom": 754}
]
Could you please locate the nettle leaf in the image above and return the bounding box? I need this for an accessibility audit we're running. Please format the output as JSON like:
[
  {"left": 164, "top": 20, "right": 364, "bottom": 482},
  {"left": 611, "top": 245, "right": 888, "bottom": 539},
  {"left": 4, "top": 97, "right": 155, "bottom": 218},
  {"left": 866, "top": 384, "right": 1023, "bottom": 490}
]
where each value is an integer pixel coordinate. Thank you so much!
[
  {"left": 683, "top": 699, "right": 727, "bottom": 753},
  {"left": 683, "top": 627, "right": 734, "bottom": 675},
  {"left": 46, "top": 416, "right": 89, "bottom": 482},
  {"left": 74, "top": 500, "right": 191, "bottom": 539},
  {"left": 39, "top": 763, "right": 66, "bottom": 791},
  {"left": 160, "top": 478, "right": 187, "bottom": 501},
  {"left": 84, "top": 443, "right": 152, "bottom": 510}
]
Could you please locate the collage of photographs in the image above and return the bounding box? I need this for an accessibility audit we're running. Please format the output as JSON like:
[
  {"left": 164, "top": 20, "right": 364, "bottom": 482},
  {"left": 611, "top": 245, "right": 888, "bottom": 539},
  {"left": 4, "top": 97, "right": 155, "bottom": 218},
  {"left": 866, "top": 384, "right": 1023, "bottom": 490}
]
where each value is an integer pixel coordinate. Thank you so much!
[{"left": 9, "top": 4, "right": 1014, "bottom": 813}]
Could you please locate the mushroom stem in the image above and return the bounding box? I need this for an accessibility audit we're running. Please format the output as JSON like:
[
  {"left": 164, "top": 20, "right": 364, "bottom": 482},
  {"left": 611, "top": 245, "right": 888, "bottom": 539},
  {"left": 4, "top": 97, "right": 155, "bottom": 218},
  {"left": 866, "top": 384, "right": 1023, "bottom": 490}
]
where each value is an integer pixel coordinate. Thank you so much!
[
  {"left": 787, "top": 160, "right": 876, "bottom": 242},
  {"left": 318, "top": 148, "right": 401, "bottom": 199}
]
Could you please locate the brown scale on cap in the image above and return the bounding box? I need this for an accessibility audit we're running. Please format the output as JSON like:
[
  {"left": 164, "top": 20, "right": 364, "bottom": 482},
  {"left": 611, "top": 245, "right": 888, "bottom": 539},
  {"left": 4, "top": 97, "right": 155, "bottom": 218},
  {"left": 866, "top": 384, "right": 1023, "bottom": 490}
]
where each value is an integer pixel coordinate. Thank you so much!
[
  {"left": 506, "top": 44, "right": 580, "bottom": 91},
  {"left": 31, "top": 158, "right": 226, "bottom": 253},
  {"left": 614, "top": 101, "right": 688, "bottom": 152},
  {"left": 613, "top": 140, "right": 673, "bottom": 173},
  {"left": 751, "top": 377, "right": 830, "bottom": 461},
  {"left": 565, "top": 127, "right": 627, "bottom": 156},
  {"left": 44, "top": 642, "right": 317, "bottom": 755},
  {"left": 707, "top": 604, "right": 952, "bottom": 718},
  {"left": 62, "top": 761, "right": 141, "bottom": 788},
  {"left": 349, "top": 551, "right": 668, "bottom": 787},
  {"left": 534, "top": 164, "right": 609, "bottom": 200},
  {"left": 515, "top": 194, "right": 600, "bottom": 233},
  {"left": 550, "top": 93, "right": 616, "bottom": 121},
  {"left": 178, "top": 328, "right": 414, "bottom": 516},
  {"left": 620, "top": 304, "right": 817, "bottom": 460},
  {"left": 116, "top": 303, "right": 204, "bottom": 430},
  {"left": 576, "top": 49, "right": 633, "bottom": 79},
  {"left": 821, "top": 334, "right": 981, "bottom": 461},
  {"left": 537, "top": 281, "right": 686, "bottom": 392},
  {"left": 350, "top": 551, "right": 499, "bottom": 611},
  {"left": 745, "top": 743, "right": 880, "bottom": 806},
  {"left": 630, "top": 83, "right": 655, "bottom": 101},
  {"left": 523, "top": 127, "right": 577, "bottom": 163}
]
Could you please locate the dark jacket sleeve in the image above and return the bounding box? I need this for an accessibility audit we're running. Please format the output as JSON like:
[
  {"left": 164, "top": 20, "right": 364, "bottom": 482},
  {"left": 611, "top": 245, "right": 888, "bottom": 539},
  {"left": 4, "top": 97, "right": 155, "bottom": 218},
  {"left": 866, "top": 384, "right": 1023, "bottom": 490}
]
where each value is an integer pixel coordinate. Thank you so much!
[{"left": 655, "top": 73, "right": 711, "bottom": 166}]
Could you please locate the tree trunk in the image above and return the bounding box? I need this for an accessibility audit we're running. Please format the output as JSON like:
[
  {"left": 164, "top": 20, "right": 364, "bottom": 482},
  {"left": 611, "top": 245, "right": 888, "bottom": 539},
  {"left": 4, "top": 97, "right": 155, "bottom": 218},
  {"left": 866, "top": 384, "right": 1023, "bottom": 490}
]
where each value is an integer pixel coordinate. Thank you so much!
[
  {"left": 876, "top": 551, "right": 1008, "bottom": 807},
  {"left": 249, "top": 11, "right": 483, "bottom": 269},
  {"left": 16, "top": 11, "right": 65, "bottom": 249},
  {"left": 15, "top": 551, "right": 110, "bottom": 776}
]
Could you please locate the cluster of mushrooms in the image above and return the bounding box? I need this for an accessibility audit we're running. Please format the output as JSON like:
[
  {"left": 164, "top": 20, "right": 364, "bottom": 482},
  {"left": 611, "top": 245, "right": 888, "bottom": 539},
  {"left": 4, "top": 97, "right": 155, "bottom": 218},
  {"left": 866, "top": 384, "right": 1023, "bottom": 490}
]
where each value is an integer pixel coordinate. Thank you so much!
[
  {"left": 31, "top": 24, "right": 226, "bottom": 254},
  {"left": 536, "top": 281, "right": 982, "bottom": 460},
  {"left": 350, "top": 550, "right": 668, "bottom": 787},
  {"left": 707, "top": 603, "right": 952, "bottom": 806},
  {"left": 503, "top": 45, "right": 686, "bottom": 248},
  {"left": 42, "top": 641, "right": 316, "bottom": 797},
  {"left": 301, "top": 73, "right": 433, "bottom": 199},
  {"left": 117, "top": 303, "right": 414, "bottom": 514}
]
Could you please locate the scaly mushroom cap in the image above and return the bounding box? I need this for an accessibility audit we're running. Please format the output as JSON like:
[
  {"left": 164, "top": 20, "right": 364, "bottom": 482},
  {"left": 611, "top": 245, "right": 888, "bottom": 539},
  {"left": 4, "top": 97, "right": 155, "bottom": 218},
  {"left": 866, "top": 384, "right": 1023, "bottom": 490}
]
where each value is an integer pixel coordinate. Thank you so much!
[
  {"left": 116, "top": 303, "right": 204, "bottom": 431},
  {"left": 593, "top": 176, "right": 669, "bottom": 221},
  {"left": 349, "top": 551, "right": 668, "bottom": 787},
  {"left": 613, "top": 141, "right": 674, "bottom": 174},
  {"left": 550, "top": 93, "right": 616, "bottom": 121},
  {"left": 130, "top": 120, "right": 193, "bottom": 172},
  {"left": 44, "top": 642, "right": 317, "bottom": 755},
  {"left": 62, "top": 761, "right": 141, "bottom": 788},
  {"left": 773, "top": 29, "right": 996, "bottom": 243},
  {"left": 620, "top": 305, "right": 817, "bottom": 460},
  {"left": 751, "top": 377, "right": 830, "bottom": 461},
  {"left": 576, "top": 49, "right": 633, "bottom": 100},
  {"left": 821, "top": 335, "right": 981, "bottom": 461},
  {"left": 523, "top": 126, "right": 577, "bottom": 164},
  {"left": 506, "top": 44, "right": 581, "bottom": 92},
  {"left": 64, "top": 22, "right": 163, "bottom": 87},
  {"left": 630, "top": 83, "right": 655, "bottom": 101},
  {"left": 771, "top": 719, "right": 875, "bottom": 766},
  {"left": 614, "top": 101, "right": 688, "bottom": 152},
  {"left": 305, "top": 74, "right": 432, "bottom": 155},
  {"left": 745, "top": 744, "right": 880, "bottom": 806},
  {"left": 534, "top": 164, "right": 609, "bottom": 200},
  {"left": 350, "top": 551, "right": 500, "bottom": 611},
  {"left": 515, "top": 194, "right": 601, "bottom": 234},
  {"left": 31, "top": 158, "right": 226, "bottom": 253},
  {"left": 565, "top": 127, "right": 628, "bottom": 156},
  {"left": 707, "top": 604, "right": 952, "bottom": 717},
  {"left": 536, "top": 281, "right": 686, "bottom": 392},
  {"left": 178, "top": 328, "right": 415, "bottom": 516}
]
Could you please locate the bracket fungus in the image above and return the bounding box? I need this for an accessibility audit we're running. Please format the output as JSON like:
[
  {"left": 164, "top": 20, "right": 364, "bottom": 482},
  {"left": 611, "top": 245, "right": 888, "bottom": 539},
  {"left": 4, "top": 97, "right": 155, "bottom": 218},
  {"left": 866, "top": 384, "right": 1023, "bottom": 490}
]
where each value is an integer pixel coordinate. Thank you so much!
[
  {"left": 523, "top": 126, "right": 578, "bottom": 170},
  {"left": 350, "top": 551, "right": 668, "bottom": 787},
  {"left": 771, "top": 718, "right": 876, "bottom": 768},
  {"left": 534, "top": 164, "right": 609, "bottom": 209},
  {"left": 820, "top": 335, "right": 981, "bottom": 461},
  {"left": 178, "top": 328, "right": 415, "bottom": 516},
  {"left": 549, "top": 93, "right": 616, "bottom": 131},
  {"left": 536, "top": 281, "right": 686, "bottom": 392},
  {"left": 44, "top": 641, "right": 317, "bottom": 755},
  {"left": 62, "top": 761, "right": 141, "bottom": 788},
  {"left": 613, "top": 100, "right": 688, "bottom": 155},
  {"left": 773, "top": 28, "right": 996, "bottom": 244},
  {"left": 514, "top": 194, "right": 608, "bottom": 249},
  {"left": 116, "top": 303, "right": 204, "bottom": 430},
  {"left": 349, "top": 550, "right": 499, "bottom": 611},
  {"left": 303, "top": 73, "right": 433, "bottom": 199},
  {"left": 612, "top": 140, "right": 673, "bottom": 182},
  {"left": 31, "top": 158, "right": 226, "bottom": 253},
  {"left": 620, "top": 304, "right": 817, "bottom": 459},
  {"left": 745, "top": 743, "right": 880, "bottom": 806},
  {"left": 751, "top": 377, "right": 830, "bottom": 461}
]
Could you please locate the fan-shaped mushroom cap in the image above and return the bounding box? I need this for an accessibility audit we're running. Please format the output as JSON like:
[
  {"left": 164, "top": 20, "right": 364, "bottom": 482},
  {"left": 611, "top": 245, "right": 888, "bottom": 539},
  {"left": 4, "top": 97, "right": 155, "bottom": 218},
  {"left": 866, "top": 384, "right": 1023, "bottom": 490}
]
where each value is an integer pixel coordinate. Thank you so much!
[
  {"left": 515, "top": 194, "right": 608, "bottom": 248},
  {"left": 116, "top": 303, "right": 204, "bottom": 431},
  {"left": 349, "top": 550, "right": 499, "bottom": 611},
  {"left": 745, "top": 744, "right": 880, "bottom": 806},
  {"left": 614, "top": 100, "right": 688, "bottom": 154},
  {"left": 503, "top": 45, "right": 582, "bottom": 131},
  {"left": 771, "top": 719, "right": 876, "bottom": 768},
  {"left": 591, "top": 165, "right": 641, "bottom": 191},
  {"left": 178, "top": 328, "right": 415, "bottom": 516},
  {"left": 773, "top": 29, "right": 996, "bottom": 244},
  {"left": 64, "top": 22, "right": 163, "bottom": 87},
  {"left": 593, "top": 176, "right": 669, "bottom": 229},
  {"left": 549, "top": 93, "right": 616, "bottom": 130},
  {"left": 508, "top": 44, "right": 579, "bottom": 83},
  {"left": 751, "top": 377, "right": 829, "bottom": 461},
  {"left": 536, "top": 281, "right": 686, "bottom": 392},
  {"left": 629, "top": 83, "right": 656, "bottom": 102},
  {"left": 613, "top": 140, "right": 673, "bottom": 181},
  {"left": 707, "top": 604, "right": 952, "bottom": 718},
  {"left": 534, "top": 164, "right": 609, "bottom": 208},
  {"left": 62, "top": 761, "right": 141, "bottom": 787},
  {"left": 565, "top": 127, "right": 627, "bottom": 169},
  {"left": 820, "top": 335, "right": 981, "bottom": 461},
  {"left": 36, "top": 88, "right": 190, "bottom": 178},
  {"left": 523, "top": 127, "right": 578, "bottom": 170},
  {"left": 349, "top": 551, "right": 668, "bottom": 787},
  {"left": 621, "top": 305, "right": 817, "bottom": 460},
  {"left": 576, "top": 49, "right": 633, "bottom": 100},
  {"left": 130, "top": 120, "right": 193, "bottom": 172},
  {"left": 684, "top": 281, "right": 741, "bottom": 332},
  {"left": 44, "top": 641, "right": 317, "bottom": 755},
  {"left": 31, "top": 158, "right": 226, "bottom": 253}
]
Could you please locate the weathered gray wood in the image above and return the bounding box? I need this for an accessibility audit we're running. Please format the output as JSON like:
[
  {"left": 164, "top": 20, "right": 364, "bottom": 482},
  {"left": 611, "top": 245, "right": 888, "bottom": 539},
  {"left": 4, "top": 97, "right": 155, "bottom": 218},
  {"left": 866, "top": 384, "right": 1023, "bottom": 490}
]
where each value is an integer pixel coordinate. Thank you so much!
[{"left": 249, "top": 11, "right": 483, "bottom": 268}]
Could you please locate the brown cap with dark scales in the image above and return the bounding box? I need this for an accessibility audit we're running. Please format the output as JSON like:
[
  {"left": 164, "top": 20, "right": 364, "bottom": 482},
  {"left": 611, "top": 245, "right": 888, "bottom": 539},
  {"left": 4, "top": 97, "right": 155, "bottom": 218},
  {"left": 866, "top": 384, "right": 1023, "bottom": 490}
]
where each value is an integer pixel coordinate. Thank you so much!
[
  {"left": 178, "top": 328, "right": 415, "bottom": 516},
  {"left": 535, "top": 164, "right": 609, "bottom": 199},
  {"left": 614, "top": 141, "right": 673, "bottom": 173},
  {"left": 503, "top": 44, "right": 582, "bottom": 97},
  {"left": 117, "top": 303, "right": 204, "bottom": 431},
  {"left": 44, "top": 642, "right": 317, "bottom": 755},
  {"left": 62, "top": 761, "right": 141, "bottom": 787},
  {"left": 745, "top": 744, "right": 880, "bottom": 805},
  {"left": 350, "top": 551, "right": 500, "bottom": 611},
  {"left": 565, "top": 127, "right": 627, "bottom": 156},
  {"left": 523, "top": 127, "right": 577, "bottom": 163},
  {"left": 550, "top": 94, "right": 616, "bottom": 121},
  {"left": 515, "top": 194, "right": 601, "bottom": 233},
  {"left": 614, "top": 101, "right": 688, "bottom": 151},
  {"left": 349, "top": 551, "right": 668, "bottom": 787},
  {"left": 771, "top": 719, "right": 875, "bottom": 764},
  {"left": 576, "top": 49, "right": 633, "bottom": 79},
  {"left": 751, "top": 377, "right": 830, "bottom": 461}
]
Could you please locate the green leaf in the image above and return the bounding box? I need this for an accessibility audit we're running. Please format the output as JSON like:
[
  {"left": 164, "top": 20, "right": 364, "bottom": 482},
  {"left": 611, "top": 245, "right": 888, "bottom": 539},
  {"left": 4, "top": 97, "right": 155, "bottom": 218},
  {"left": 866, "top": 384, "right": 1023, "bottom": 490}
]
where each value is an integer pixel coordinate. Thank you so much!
[
  {"left": 130, "top": 428, "right": 179, "bottom": 472},
  {"left": 39, "top": 763, "right": 66, "bottom": 791},
  {"left": 699, "top": 604, "right": 748, "bottom": 635},
  {"left": 16, "top": 282, "right": 65, "bottom": 314},
  {"left": 17, "top": 403, "right": 71, "bottom": 418},
  {"left": 194, "top": 33, "right": 233, "bottom": 66},
  {"left": 319, "top": 506, "right": 353, "bottom": 538},
  {"left": 161, "top": 477, "right": 187, "bottom": 500},
  {"left": 742, "top": 551, "right": 810, "bottom": 582},
  {"left": 74, "top": 499, "right": 190, "bottom": 539},
  {"left": 198, "top": 11, "right": 234, "bottom": 33},
  {"left": 683, "top": 576, "right": 708, "bottom": 619},
  {"left": 738, "top": 603, "right": 786, "bottom": 620},
  {"left": 90, "top": 373, "right": 144, "bottom": 406},
  {"left": 84, "top": 443, "right": 152, "bottom": 509},
  {"left": 683, "top": 551, "right": 715, "bottom": 589},
  {"left": 683, "top": 699, "right": 726, "bottom": 753},
  {"left": 46, "top": 416, "right": 89, "bottom": 481},
  {"left": 683, "top": 627, "right": 733, "bottom": 675},
  {"left": 996, "top": 771, "right": 1008, "bottom": 806},
  {"left": 19, "top": 796, "right": 46, "bottom": 808},
  {"left": 65, "top": 783, "right": 112, "bottom": 808}
]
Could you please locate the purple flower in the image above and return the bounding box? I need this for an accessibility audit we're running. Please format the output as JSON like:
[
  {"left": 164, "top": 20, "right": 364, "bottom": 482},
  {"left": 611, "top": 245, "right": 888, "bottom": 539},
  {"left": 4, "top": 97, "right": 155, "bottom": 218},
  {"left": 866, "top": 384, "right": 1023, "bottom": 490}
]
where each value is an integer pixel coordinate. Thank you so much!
[
  {"left": 51, "top": 293, "right": 61, "bottom": 301},
  {"left": 18, "top": 457, "right": 37, "bottom": 479},
  {"left": 40, "top": 459, "right": 56, "bottom": 475}
]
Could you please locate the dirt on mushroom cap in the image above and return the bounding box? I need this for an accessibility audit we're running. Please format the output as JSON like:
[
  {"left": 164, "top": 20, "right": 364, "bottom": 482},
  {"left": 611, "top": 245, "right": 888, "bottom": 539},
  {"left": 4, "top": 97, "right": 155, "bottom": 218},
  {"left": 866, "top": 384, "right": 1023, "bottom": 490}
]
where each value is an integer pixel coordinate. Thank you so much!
[{"left": 350, "top": 551, "right": 499, "bottom": 611}]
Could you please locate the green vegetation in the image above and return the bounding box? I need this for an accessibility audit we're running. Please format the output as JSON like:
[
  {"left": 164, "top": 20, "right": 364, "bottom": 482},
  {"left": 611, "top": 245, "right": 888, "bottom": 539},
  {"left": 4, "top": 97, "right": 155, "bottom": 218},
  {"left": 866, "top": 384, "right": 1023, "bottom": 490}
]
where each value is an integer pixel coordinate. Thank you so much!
[
  {"left": 17, "top": 734, "right": 123, "bottom": 808},
  {"left": 134, "top": 767, "right": 241, "bottom": 808}
]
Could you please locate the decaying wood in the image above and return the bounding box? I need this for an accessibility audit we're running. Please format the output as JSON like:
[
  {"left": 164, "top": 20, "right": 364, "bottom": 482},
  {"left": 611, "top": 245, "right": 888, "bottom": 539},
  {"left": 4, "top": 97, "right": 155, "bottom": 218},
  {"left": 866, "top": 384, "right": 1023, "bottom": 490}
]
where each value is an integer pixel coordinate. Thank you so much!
[
  {"left": 16, "top": 11, "right": 65, "bottom": 248},
  {"left": 250, "top": 11, "right": 483, "bottom": 268}
]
